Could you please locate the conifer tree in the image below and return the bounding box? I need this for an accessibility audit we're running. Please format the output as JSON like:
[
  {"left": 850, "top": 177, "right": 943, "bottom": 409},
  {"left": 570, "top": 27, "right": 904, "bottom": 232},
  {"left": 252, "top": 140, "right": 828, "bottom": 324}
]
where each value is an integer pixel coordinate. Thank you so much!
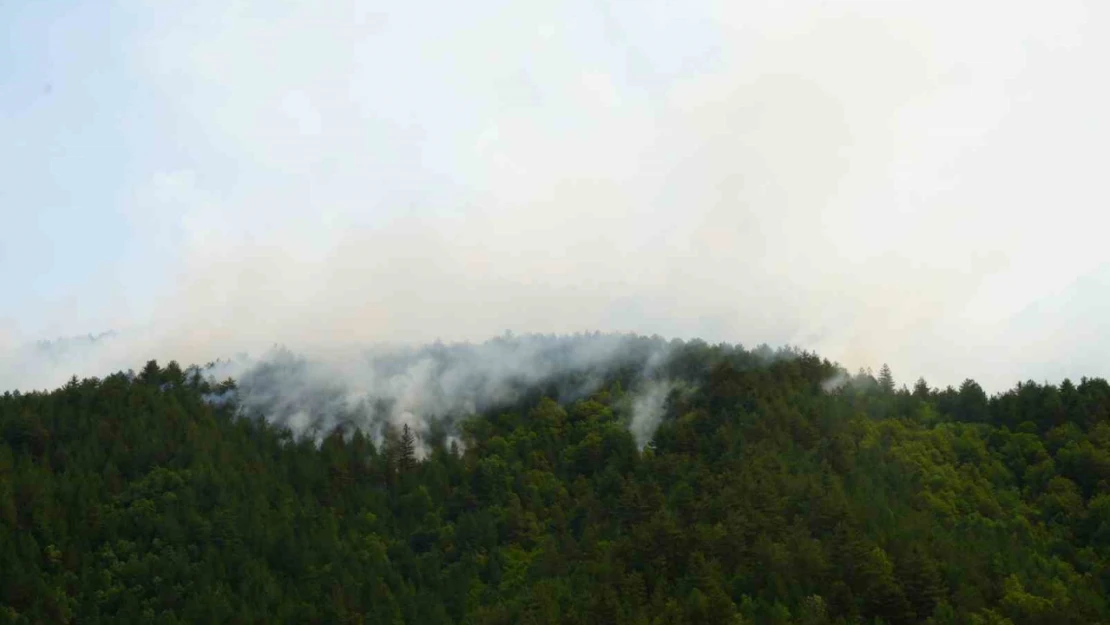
[
  {"left": 878, "top": 364, "right": 895, "bottom": 394},
  {"left": 399, "top": 423, "right": 416, "bottom": 472}
]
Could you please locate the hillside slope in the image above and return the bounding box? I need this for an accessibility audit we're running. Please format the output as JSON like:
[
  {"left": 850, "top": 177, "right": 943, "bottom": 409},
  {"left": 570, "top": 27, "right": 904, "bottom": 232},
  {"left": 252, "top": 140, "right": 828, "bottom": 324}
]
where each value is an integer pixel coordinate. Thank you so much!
[{"left": 3, "top": 340, "right": 1110, "bottom": 624}]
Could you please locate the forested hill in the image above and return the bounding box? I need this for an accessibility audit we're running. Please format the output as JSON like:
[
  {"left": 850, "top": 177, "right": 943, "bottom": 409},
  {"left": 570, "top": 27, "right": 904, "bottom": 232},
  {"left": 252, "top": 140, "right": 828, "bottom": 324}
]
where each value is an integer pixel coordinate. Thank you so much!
[{"left": 4, "top": 340, "right": 1110, "bottom": 624}]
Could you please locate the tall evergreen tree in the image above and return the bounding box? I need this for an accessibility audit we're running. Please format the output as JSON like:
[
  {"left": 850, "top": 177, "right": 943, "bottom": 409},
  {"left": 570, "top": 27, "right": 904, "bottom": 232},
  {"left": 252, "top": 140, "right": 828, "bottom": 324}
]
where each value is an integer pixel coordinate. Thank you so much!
[
  {"left": 878, "top": 363, "right": 895, "bottom": 394},
  {"left": 400, "top": 423, "right": 416, "bottom": 472}
]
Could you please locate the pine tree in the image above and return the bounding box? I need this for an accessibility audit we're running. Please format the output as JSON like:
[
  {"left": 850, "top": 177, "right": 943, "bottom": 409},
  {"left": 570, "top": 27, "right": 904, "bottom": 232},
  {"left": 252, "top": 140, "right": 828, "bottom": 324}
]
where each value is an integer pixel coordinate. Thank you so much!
[
  {"left": 879, "top": 364, "right": 895, "bottom": 394},
  {"left": 913, "top": 377, "right": 931, "bottom": 399},
  {"left": 399, "top": 424, "right": 416, "bottom": 472}
]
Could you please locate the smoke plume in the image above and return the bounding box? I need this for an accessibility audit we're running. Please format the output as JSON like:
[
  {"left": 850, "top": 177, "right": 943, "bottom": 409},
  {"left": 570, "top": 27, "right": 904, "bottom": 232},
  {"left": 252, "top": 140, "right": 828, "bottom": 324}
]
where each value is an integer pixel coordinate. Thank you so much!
[
  {"left": 628, "top": 380, "right": 676, "bottom": 448},
  {"left": 79, "top": 332, "right": 679, "bottom": 448}
]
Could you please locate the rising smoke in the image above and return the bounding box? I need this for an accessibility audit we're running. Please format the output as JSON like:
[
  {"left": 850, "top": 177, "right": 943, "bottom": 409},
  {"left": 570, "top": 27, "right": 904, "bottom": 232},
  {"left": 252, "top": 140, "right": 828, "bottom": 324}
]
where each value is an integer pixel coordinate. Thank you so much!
[
  {"left": 11, "top": 332, "right": 687, "bottom": 448},
  {"left": 628, "top": 379, "right": 676, "bottom": 448},
  {"left": 205, "top": 333, "right": 684, "bottom": 449},
  {"left": 8, "top": 330, "right": 826, "bottom": 450},
  {"left": 207, "top": 334, "right": 666, "bottom": 432}
]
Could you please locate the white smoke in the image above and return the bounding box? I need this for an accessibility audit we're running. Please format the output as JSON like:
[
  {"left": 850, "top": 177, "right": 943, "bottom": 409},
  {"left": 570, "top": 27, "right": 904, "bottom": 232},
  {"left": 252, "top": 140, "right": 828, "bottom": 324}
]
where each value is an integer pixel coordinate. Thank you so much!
[
  {"left": 5, "top": 331, "right": 833, "bottom": 451},
  {"left": 198, "top": 333, "right": 677, "bottom": 447},
  {"left": 629, "top": 380, "right": 675, "bottom": 448},
  {"left": 819, "top": 367, "right": 881, "bottom": 394},
  {"left": 820, "top": 371, "right": 852, "bottom": 393}
]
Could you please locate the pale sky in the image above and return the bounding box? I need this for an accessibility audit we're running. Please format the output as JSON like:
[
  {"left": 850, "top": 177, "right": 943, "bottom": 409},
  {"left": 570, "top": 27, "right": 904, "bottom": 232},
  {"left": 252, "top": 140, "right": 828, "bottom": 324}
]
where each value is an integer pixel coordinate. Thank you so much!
[{"left": 2, "top": 0, "right": 1109, "bottom": 392}]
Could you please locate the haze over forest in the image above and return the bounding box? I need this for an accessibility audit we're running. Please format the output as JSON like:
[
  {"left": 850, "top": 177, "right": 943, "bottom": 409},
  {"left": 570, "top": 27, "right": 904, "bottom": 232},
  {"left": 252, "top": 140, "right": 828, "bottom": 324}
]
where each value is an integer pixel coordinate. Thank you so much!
[
  {"left": 4, "top": 0, "right": 1110, "bottom": 395},
  {"left": 7, "top": 2, "right": 1110, "bottom": 624}
]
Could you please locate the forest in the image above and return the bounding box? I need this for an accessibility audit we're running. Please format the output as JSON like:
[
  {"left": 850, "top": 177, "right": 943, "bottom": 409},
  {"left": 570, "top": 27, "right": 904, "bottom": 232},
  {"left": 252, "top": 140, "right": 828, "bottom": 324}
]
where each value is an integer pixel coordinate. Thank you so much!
[{"left": 3, "top": 335, "right": 1110, "bottom": 624}]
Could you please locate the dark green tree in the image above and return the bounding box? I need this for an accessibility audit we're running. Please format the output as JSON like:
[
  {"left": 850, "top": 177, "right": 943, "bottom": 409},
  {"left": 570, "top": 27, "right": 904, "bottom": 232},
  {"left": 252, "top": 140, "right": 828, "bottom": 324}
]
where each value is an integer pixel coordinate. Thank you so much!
[
  {"left": 399, "top": 423, "right": 417, "bottom": 472},
  {"left": 878, "top": 364, "right": 895, "bottom": 394}
]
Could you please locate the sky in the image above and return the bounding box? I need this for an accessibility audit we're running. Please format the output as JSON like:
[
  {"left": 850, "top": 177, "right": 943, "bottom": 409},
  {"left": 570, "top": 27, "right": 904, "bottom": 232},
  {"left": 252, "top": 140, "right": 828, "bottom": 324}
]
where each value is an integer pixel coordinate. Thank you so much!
[{"left": 2, "top": 0, "right": 1109, "bottom": 393}]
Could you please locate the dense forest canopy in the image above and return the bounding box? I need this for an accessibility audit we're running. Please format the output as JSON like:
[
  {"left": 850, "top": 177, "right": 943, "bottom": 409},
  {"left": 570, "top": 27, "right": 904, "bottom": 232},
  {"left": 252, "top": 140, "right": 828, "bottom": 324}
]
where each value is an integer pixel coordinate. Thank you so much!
[{"left": 3, "top": 334, "right": 1110, "bottom": 624}]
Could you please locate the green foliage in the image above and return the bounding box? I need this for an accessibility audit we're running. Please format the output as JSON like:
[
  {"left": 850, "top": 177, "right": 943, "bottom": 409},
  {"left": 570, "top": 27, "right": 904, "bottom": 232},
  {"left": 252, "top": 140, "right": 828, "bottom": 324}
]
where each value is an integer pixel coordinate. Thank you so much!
[{"left": 3, "top": 344, "right": 1110, "bottom": 623}]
